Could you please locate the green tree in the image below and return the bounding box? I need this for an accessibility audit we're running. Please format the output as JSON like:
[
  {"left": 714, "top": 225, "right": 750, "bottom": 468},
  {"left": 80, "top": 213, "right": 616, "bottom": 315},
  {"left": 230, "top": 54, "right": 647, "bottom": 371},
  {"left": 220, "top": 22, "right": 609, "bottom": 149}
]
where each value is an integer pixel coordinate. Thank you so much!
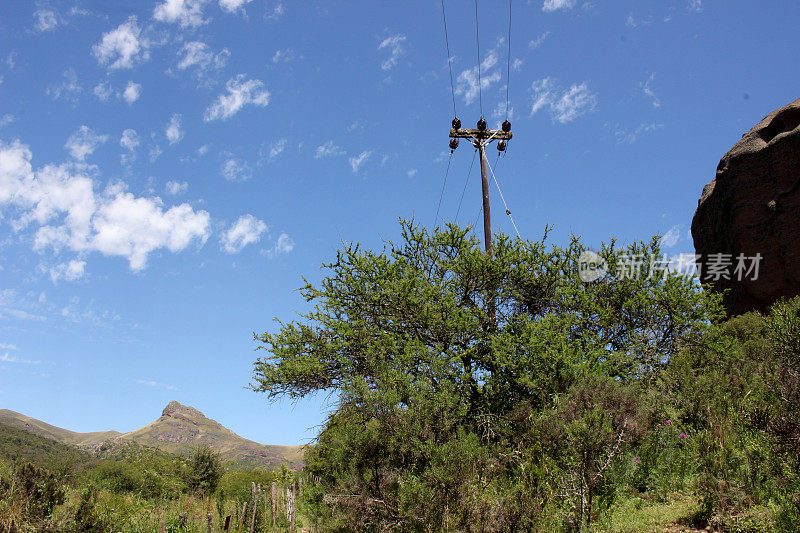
[
  {"left": 187, "top": 446, "right": 223, "bottom": 496},
  {"left": 252, "top": 221, "right": 721, "bottom": 530}
]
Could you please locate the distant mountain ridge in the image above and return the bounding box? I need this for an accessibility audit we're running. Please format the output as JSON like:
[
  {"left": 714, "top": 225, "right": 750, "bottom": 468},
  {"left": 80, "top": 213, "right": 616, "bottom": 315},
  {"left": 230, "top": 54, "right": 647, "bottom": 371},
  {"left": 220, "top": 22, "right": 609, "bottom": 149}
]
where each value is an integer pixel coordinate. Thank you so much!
[{"left": 0, "top": 401, "right": 303, "bottom": 470}]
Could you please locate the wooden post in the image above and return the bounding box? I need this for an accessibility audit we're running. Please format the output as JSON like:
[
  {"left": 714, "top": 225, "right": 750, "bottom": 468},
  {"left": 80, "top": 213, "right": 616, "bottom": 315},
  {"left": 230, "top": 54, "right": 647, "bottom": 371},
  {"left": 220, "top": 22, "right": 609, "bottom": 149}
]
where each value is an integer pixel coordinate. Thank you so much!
[
  {"left": 289, "top": 483, "right": 296, "bottom": 532},
  {"left": 270, "top": 482, "right": 277, "bottom": 527},
  {"left": 448, "top": 126, "right": 512, "bottom": 256},
  {"left": 478, "top": 143, "right": 492, "bottom": 255},
  {"left": 236, "top": 502, "right": 246, "bottom": 533},
  {"left": 249, "top": 484, "right": 258, "bottom": 532},
  {"left": 223, "top": 514, "right": 231, "bottom": 531},
  {"left": 207, "top": 513, "right": 213, "bottom": 533}
]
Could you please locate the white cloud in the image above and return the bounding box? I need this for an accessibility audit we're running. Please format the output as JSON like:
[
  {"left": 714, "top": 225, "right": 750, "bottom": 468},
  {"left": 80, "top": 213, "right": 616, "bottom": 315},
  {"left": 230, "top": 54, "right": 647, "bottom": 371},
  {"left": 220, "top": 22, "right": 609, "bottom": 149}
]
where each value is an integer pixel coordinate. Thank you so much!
[
  {"left": 661, "top": 225, "right": 682, "bottom": 248},
  {"left": 529, "top": 31, "right": 550, "bottom": 50},
  {"left": 641, "top": 73, "right": 661, "bottom": 108},
  {"left": 379, "top": 34, "right": 406, "bottom": 71},
  {"left": 0, "top": 352, "right": 40, "bottom": 365},
  {"left": 219, "top": 0, "right": 252, "bottom": 13},
  {"left": 203, "top": 75, "right": 270, "bottom": 121},
  {"left": 265, "top": 2, "right": 284, "bottom": 20},
  {"left": 122, "top": 81, "right": 141, "bottom": 104},
  {"left": 455, "top": 40, "right": 503, "bottom": 105},
  {"left": 46, "top": 69, "right": 81, "bottom": 101},
  {"left": 272, "top": 48, "right": 294, "bottom": 63},
  {"left": 0, "top": 140, "right": 211, "bottom": 272},
  {"left": 34, "top": 9, "right": 59, "bottom": 32},
  {"left": 165, "top": 114, "right": 183, "bottom": 145},
  {"left": 65, "top": 126, "right": 108, "bottom": 161},
  {"left": 0, "top": 343, "right": 18, "bottom": 351},
  {"left": 492, "top": 101, "right": 514, "bottom": 121},
  {"left": 177, "top": 41, "right": 229, "bottom": 73},
  {"left": 165, "top": 180, "right": 188, "bottom": 195},
  {"left": 88, "top": 193, "right": 210, "bottom": 271},
  {"left": 221, "top": 157, "right": 251, "bottom": 181},
  {"left": 50, "top": 260, "right": 86, "bottom": 282},
  {"left": 608, "top": 122, "right": 663, "bottom": 144},
  {"left": 221, "top": 214, "right": 267, "bottom": 253},
  {"left": 268, "top": 138, "right": 286, "bottom": 160},
  {"left": 178, "top": 41, "right": 210, "bottom": 68},
  {"left": 93, "top": 81, "right": 113, "bottom": 101},
  {"left": 349, "top": 151, "right": 371, "bottom": 173},
  {"left": 135, "top": 379, "right": 178, "bottom": 390},
  {"left": 407, "top": 169, "right": 417, "bottom": 178},
  {"left": 688, "top": 0, "right": 703, "bottom": 12},
  {"left": 120, "top": 129, "right": 139, "bottom": 151},
  {"left": 542, "top": 0, "right": 576, "bottom": 12},
  {"left": 153, "top": 0, "right": 208, "bottom": 28},
  {"left": 314, "top": 140, "right": 344, "bottom": 159},
  {"left": 530, "top": 77, "right": 597, "bottom": 123},
  {"left": 93, "top": 17, "right": 147, "bottom": 70},
  {"left": 149, "top": 144, "right": 163, "bottom": 162},
  {"left": 0, "top": 114, "right": 15, "bottom": 128},
  {"left": 269, "top": 232, "right": 294, "bottom": 256}
]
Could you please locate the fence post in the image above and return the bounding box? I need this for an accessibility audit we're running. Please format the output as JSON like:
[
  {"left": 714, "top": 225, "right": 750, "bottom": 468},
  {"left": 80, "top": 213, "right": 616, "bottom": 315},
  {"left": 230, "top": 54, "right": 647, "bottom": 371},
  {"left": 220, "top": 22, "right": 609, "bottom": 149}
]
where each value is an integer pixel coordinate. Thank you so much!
[
  {"left": 289, "top": 483, "right": 296, "bottom": 532},
  {"left": 236, "top": 502, "right": 247, "bottom": 533},
  {"left": 270, "top": 482, "right": 277, "bottom": 527},
  {"left": 250, "top": 483, "right": 258, "bottom": 532}
]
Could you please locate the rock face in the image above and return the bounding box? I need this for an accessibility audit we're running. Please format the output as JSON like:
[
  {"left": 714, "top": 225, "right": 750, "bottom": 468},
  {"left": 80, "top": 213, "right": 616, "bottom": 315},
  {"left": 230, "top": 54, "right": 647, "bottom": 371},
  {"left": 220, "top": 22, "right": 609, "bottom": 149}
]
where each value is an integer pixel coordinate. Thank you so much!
[{"left": 692, "top": 98, "right": 800, "bottom": 315}]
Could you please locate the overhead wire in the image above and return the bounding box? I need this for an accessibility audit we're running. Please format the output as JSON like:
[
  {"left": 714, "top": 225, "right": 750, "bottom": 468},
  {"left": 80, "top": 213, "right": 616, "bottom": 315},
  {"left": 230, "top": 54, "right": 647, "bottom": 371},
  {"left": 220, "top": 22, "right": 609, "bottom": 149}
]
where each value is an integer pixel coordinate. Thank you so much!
[
  {"left": 440, "top": 0, "right": 457, "bottom": 118},
  {"left": 474, "top": 0, "right": 483, "bottom": 117},
  {"left": 505, "top": 0, "right": 512, "bottom": 119},
  {"left": 485, "top": 149, "right": 521, "bottom": 238},
  {"left": 434, "top": 152, "right": 454, "bottom": 227},
  {"left": 468, "top": 150, "right": 499, "bottom": 230},
  {"left": 455, "top": 148, "right": 478, "bottom": 221}
]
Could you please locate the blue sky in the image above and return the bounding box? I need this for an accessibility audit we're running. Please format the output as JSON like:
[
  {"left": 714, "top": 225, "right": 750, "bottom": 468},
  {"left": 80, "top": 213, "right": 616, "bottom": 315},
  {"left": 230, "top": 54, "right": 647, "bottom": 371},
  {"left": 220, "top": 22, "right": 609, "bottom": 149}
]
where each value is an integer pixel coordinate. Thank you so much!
[{"left": 0, "top": 0, "right": 798, "bottom": 446}]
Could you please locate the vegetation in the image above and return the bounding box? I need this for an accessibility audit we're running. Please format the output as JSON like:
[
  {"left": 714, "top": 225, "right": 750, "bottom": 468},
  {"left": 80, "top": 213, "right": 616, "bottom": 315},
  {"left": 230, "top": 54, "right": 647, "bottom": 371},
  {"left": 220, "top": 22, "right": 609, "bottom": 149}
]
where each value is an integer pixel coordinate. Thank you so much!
[
  {"left": 252, "top": 221, "right": 800, "bottom": 531},
  {"left": 0, "top": 433, "right": 298, "bottom": 532},
  {"left": 4, "top": 221, "right": 800, "bottom": 531},
  {"left": 0, "top": 403, "right": 303, "bottom": 471}
]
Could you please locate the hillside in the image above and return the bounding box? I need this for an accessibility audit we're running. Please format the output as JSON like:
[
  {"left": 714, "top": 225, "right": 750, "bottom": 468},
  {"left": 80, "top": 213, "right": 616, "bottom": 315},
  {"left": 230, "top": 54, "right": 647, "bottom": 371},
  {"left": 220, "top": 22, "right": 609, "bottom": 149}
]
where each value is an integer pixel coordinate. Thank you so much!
[
  {"left": 0, "top": 402, "right": 303, "bottom": 470},
  {"left": 0, "top": 422, "right": 96, "bottom": 473},
  {"left": 0, "top": 409, "right": 120, "bottom": 447},
  {"left": 120, "top": 401, "right": 304, "bottom": 469}
]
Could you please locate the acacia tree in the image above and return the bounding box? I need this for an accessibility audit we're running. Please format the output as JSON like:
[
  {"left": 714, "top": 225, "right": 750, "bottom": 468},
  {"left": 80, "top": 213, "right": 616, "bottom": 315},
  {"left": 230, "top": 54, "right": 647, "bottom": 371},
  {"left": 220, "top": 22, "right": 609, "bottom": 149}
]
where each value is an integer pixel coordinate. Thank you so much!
[
  {"left": 252, "top": 221, "right": 721, "bottom": 530},
  {"left": 187, "top": 446, "right": 223, "bottom": 496}
]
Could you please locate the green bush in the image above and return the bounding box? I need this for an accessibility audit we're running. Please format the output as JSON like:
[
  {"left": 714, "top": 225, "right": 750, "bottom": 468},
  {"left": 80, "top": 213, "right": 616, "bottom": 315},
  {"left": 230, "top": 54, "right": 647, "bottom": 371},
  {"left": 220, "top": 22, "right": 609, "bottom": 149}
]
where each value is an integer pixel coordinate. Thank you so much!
[{"left": 186, "top": 446, "right": 223, "bottom": 496}]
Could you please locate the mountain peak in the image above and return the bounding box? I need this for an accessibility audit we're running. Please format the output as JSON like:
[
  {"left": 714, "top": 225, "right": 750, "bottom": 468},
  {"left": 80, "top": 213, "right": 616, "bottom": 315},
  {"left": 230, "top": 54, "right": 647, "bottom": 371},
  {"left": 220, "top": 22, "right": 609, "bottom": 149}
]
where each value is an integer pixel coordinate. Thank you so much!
[{"left": 161, "top": 401, "right": 205, "bottom": 419}]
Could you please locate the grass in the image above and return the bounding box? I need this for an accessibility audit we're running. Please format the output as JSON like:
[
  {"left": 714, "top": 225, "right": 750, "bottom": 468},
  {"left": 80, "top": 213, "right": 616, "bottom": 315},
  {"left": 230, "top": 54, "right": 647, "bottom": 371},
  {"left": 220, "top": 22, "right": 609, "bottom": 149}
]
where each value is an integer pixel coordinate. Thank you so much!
[{"left": 595, "top": 493, "right": 704, "bottom": 533}]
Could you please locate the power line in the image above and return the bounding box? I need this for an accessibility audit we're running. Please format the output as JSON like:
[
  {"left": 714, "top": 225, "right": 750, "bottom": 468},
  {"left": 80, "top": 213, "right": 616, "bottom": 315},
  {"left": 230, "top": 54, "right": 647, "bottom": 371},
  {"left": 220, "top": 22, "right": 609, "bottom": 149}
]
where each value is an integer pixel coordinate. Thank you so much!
[
  {"left": 474, "top": 0, "right": 483, "bottom": 117},
  {"left": 485, "top": 150, "right": 520, "bottom": 238},
  {"left": 505, "top": 0, "right": 512, "bottom": 119},
  {"left": 440, "top": 0, "right": 457, "bottom": 118},
  {"left": 455, "top": 148, "right": 477, "bottom": 221},
  {"left": 434, "top": 152, "right": 454, "bottom": 227}
]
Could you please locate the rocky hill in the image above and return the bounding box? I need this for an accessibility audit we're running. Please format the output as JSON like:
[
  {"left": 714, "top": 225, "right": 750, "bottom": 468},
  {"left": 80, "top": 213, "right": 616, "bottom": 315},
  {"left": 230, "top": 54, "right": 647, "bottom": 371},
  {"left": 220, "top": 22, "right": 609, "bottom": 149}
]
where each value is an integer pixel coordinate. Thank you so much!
[
  {"left": 692, "top": 97, "right": 800, "bottom": 315},
  {"left": 0, "top": 401, "right": 303, "bottom": 470}
]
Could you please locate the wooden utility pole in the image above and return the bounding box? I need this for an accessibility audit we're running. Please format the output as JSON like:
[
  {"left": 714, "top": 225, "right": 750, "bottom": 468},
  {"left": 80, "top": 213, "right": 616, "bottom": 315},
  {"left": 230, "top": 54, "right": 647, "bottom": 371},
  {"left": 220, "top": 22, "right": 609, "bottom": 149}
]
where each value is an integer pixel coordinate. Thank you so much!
[
  {"left": 449, "top": 121, "right": 513, "bottom": 256},
  {"left": 478, "top": 143, "right": 492, "bottom": 254}
]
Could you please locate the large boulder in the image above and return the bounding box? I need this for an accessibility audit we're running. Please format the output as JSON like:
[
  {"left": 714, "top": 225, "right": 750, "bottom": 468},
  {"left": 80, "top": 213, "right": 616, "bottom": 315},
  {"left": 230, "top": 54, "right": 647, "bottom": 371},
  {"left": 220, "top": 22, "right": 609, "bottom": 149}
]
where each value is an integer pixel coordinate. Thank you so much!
[{"left": 692, "top": 98, "right": 800, "bottom": 315}]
